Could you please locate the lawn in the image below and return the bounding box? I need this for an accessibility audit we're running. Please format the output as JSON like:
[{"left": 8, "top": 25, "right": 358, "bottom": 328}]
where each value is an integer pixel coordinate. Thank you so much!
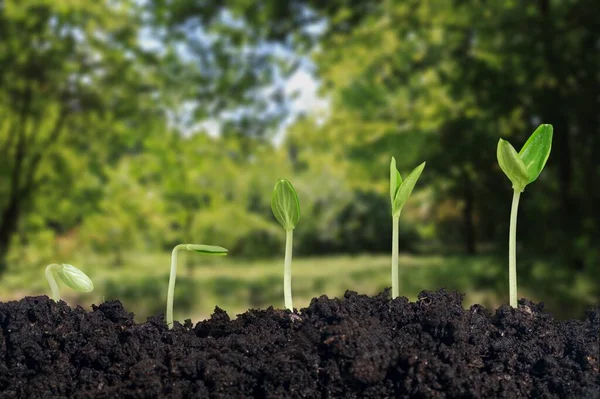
[{"left": 0, "top": 252, "right": 508, "bottom": 322}]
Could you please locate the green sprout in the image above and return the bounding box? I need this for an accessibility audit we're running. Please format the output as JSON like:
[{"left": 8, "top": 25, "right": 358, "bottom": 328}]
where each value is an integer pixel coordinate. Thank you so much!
[
  {"left": 271, "top": 179, "right": 300, "bottom": 311},
  {"left": 497, "top": 124, "right": 553, "bottom": 307},
  {"left": 166, "top": 243, "right": 228, "bottom": 328},
  {"left": 45, "top": 263, "right": 94, "bottom": 302},
  {"left": 390, "top": 157, "right": 426, "bottom": 299}
]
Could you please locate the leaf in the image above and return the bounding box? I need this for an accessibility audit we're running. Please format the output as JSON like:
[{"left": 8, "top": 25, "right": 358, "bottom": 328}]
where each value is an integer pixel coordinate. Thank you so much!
[
  {"left": 519, "top": 124, "right": 553, "bottom": 183},
  {"left": 497, "top": 139, "right": 529, "bottom": 192},
  {"left": 185, "top": 244, "right": 228, "bottom": 256},
  {"left": 57, "top": 264, "right": 94, "bottom": 293},
  {"left": 271, "top": 179, "right": 301, "bottom": 230},
  {"left": 392, "top": 161, "right": 426, "bottom": 217},
  {"left": 389, "top": 157, "right": 402, "bottom": 204}
]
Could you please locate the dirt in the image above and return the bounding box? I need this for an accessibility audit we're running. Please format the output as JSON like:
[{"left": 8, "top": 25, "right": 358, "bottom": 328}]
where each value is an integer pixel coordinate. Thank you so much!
[{"left": 0, "top": 289, "right": 598, "bottom": 398}]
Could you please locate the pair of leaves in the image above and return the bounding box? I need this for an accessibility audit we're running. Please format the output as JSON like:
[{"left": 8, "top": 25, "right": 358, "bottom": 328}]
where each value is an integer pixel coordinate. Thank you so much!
[
  {"left": 186, "top": 244, "right": 228, "bottom": 256},
  {"left": 390, "top": 157, "right": 426, "bottom": 218},
  {"left": 271, "top": 179, "right": 301, "bottom": 231},
  {"left": 56, "top": 264, "right": 94, "bottom": 293},
  {"left": 497, "top": 124, "right": 553, "bottom": 192}
]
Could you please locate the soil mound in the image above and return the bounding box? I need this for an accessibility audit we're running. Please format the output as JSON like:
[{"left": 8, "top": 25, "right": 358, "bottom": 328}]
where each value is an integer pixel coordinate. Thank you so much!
[{"left": 1, "top": 289, "right": 598, "bottom": 398}]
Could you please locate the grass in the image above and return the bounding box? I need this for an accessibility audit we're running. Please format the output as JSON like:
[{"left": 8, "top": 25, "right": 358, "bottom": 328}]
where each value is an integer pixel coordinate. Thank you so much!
[{"left": 0, "top": 252, "right": 508, "bottom": 322}]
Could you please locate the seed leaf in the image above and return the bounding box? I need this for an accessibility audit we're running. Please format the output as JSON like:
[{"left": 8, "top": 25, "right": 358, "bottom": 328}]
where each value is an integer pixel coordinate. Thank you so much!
[
  {"left": 185, "top": 244, "right": 228, "bottom": 255},
  {"left": 271, "top": 179, "right": 300, "bottom": 230},
  {"left": 390, "top": 157, "right": 402, "bottom": 204},
  {"left": 57, "top": 264, "right": 94, "bottom": 293},
  {"left": 392, "top": 161, "right": 426, "bottom": 218},
  {"left": 497, "top": 139, "right": 530, "bottom": 192},
  {"left": 519, "top": 124, "right": 553, "bottom": 183}
]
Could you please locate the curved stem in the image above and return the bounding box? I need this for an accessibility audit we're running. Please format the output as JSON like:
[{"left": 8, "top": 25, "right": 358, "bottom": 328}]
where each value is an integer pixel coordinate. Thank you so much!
[
  {"left": 45, "top": 263, "right": 62, "bottom": 301},
  {"left": 284, "top": 229, "right": 293, "bottom": 311},
  {"left": 392, "top": 216, "right": 400, "bottom": 299},
  {"left": 166, "top": 244, "right": 185, "bottom": 328},
  {"left": 509, "top": 190, "right": 521, "bottom": 307}
]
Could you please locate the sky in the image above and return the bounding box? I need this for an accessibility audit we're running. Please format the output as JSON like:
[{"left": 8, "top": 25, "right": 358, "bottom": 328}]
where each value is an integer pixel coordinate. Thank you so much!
[{"left": 139, "top": 4, "right": 330, "bottom": 145}]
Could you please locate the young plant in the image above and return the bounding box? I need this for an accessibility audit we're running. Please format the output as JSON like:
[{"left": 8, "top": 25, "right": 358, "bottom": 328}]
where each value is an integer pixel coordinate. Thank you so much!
[
  {"left": 166, "top": 244, "right": 228, "bottom": 328},
  {"left": 497, "top": 124, "right": 553, "bottom": 307},
  {"left": 45, "top": 263, "right": 94, "bottom": 302},
  {"left": 390, "top": 158, "right": 426, "bottom": 299},
  {"left": 271, "top": 179, "right": 300, "bottom": 311}
]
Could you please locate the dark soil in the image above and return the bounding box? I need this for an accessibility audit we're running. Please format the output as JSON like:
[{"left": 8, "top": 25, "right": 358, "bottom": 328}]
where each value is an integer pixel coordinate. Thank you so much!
[{"left": 0, "top": 289, "right": 598, "bottom": 398}]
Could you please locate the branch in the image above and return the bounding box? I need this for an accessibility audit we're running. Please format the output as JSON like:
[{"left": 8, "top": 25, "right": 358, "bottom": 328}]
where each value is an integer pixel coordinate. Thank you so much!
[
  {"left": 9, "top": 85, "right": 33, "bottom": 199},
  {"left": 22, "top": 107, "right": 69, "bottom": 196}
]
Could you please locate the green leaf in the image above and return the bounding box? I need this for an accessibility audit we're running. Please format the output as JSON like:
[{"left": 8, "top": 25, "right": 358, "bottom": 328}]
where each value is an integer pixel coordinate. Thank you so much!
[
  {"left": 392, "top": 161, "right": 426, "bottom": 217},
  {"left": 57, "top": 264, "right": 94, "bottom": 293},
  {"left": 519, "top": 124, "right": 553, "bottom": 183},
  {"left": 497, "top": 139, "right": 529, "bottom": 192},
  {"left": 389, "top": 157, "right": 402, "bottom": 204},
  {"left": 185, "top": 244, "right": 228, "bottom": 256},
  {"left": 271, "top": 179, "right": 301, "bottom": 230}
]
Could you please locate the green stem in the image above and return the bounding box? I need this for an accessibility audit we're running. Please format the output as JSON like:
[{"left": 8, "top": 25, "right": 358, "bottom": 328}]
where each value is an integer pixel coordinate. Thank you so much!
[
  {"left": 284, "top": 229, "right": 293, "bottom": 310},
  {"left": 45, "top": 263, "right": 62, "bottom": 301},
  {"left": 392, "top": 216, "right": 400, "bottom": 299},
  {"left": 166, "top": 244, "right": 185, "bottom": 328},
  {"left": 509, "top": 190, "right": 521, "bottom": 307}
]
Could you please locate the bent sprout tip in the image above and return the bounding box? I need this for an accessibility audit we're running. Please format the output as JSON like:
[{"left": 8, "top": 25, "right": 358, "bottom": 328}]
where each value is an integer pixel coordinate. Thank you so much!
[
  {"left": 45, "top": 263, "right": 94, "bottom": 302},
  {"left": 166, "top": 243, "right": 228, "bottom": 328}
]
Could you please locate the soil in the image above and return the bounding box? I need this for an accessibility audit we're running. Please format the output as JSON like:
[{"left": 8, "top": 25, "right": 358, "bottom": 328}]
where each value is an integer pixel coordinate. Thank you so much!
[{"left": 0, "top": 289, "right": 598, "bottom": 398}]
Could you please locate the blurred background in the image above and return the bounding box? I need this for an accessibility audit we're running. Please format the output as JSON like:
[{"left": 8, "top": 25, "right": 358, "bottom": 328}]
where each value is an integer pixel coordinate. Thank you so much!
[{"left": 0, "top": 0, "right": 598, "bottom": 322}]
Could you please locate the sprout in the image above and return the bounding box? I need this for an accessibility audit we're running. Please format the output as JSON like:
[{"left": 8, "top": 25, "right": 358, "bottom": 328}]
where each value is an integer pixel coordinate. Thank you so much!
[
  {"left": 497, "top": 124, "right": 553, "bottom": 307},
  {"left": 271, "top": 179, "right": 300, "bottom": 311},
  {"left": 45, "top": 263, "right": 94, "bottom": 302},
  {"left": 390, "top": 158, "right": 426, "bottom": 299},
  {"left": 166, "top": 244, "right": 228, "bottom": 328}
]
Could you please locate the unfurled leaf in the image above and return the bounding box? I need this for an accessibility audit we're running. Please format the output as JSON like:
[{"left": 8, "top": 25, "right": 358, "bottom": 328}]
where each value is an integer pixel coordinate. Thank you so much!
[
  {"left": 271, "top": 179, "right": 300, "bottom": 230},
  {"left": 497, "top": 139, "right": 531, "bottom": 192},
  {"left": 391, "top": 161, "right": 426, "bottom": 218},
  {"left": 185, "top": 244, "right": 228, "bottom": 256},
  {"left": 519, "top": 124, "right": 553, "bottom": 183},
  {"left": 390, "top": 157, "right": 402, "bottom": 204},
  {"left": 56, "top": 264, "right": 94, "bottom": 293}
]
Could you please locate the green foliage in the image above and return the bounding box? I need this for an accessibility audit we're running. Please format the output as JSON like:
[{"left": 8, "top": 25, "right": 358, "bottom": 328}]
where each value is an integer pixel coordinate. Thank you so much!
[
  {"left": 497, "top": 124, "right": 553, "bottom": 192},
  {"left": 497, "top": 140, "right": 530, "bottom": 193},
  {"left": 45, "top": 263, "right": 93, "bottom": 301},
  {"left": 1, "top": 0, "right": 597, "bottom": 311},
  {"left": 390, "top": 158, "right": 426, "bottom": 219},
  {"left": 519, "top": 124, "right": 554, "bottom": 185},
  {"left": 185, "top": 244, "right": 228, "bottom": 255},
  {"left": 271, "top": 179, "right": 301, "bottom": 231}
]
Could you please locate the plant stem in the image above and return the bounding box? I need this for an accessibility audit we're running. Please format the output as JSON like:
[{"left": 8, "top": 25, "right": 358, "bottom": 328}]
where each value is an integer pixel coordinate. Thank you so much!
[
  {"left": 284, "top": 229, "right": 294, "bottom": 310},
  {"left": 166, "top": 244, "right": 186, "bottom": 328},
  {"left": 392, "top": 216, "right": 400, "bottom": 299},
  {"left": 509, "top": 190, "right": 521, "bottom": 307},
  {"left": 45, "top": 263, "right": 62, "bottom": 301}
]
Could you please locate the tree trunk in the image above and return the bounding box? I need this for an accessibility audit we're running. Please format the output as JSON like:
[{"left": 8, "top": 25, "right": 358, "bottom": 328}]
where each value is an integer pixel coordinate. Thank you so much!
[
  {"left": 462, "top": 173, "right": 476, "bottom": 255},
  {"left": 0, "top": 196, "right": 21, "bottom": 275}
]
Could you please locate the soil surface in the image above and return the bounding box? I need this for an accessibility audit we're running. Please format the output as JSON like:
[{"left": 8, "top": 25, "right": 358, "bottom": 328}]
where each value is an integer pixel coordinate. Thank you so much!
[{"left": 0, "top": 289, "right": 598, "bottom": 398}]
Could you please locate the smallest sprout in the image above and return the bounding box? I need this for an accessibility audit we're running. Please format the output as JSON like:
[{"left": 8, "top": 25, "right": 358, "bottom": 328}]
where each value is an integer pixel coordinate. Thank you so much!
[{"left": 45, "top": 263, "right": 94, "bottom": 302}]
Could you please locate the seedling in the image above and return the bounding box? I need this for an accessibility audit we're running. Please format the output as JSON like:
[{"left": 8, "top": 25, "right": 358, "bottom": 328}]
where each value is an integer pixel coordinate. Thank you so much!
[
  {"left": 45, "top": 263, "right": 94, "bottom": 302},
  {"left": 390, "top": 158, "right": 426, "bottom": 299},
  {"left": 497, "top": 124, "right": 553, "bottom": 307},
  {"left": 271, "top": 179, "right": 300, "bottom": 311},
  {"left": 166, "top": 244, "right": 228, "bottom": 328}
]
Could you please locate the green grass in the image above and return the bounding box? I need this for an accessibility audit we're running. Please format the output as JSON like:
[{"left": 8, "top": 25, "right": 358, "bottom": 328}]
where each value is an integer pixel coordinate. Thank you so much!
[{"left": 1, "top": 252, "right": 508, "bottom": 322}]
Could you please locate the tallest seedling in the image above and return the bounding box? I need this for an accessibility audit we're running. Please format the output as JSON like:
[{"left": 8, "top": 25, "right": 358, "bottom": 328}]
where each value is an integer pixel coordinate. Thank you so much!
[
  {"left": 497, "top": 124, "right": 553, "bottom": 307},
  {"left": 390, "top": 158, "right": 426, "bottom": 299}
]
